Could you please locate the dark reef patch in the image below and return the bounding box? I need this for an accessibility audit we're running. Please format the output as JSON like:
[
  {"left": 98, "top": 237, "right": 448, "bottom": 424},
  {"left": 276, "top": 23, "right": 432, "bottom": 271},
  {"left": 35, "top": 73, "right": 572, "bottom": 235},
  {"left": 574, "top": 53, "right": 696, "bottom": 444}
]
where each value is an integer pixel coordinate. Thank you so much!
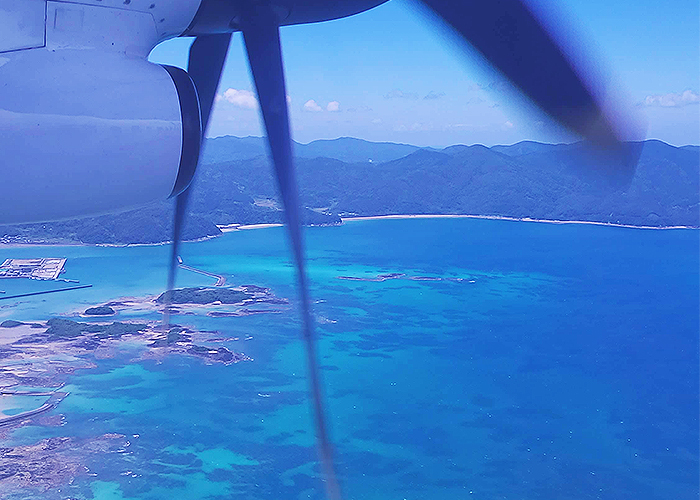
[
  {"left": 0, "top": 434, "right": 129, "bottom": 494},
  {"left": 337, "top": 273, "right": 478, "bottom": 283}
]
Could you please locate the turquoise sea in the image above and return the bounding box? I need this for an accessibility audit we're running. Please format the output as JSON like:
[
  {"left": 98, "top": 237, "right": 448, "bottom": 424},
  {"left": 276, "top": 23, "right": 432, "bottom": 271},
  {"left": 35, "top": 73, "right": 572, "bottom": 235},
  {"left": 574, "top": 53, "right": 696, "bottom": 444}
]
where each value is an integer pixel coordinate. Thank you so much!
[{"left": 0, "top": 218, "right": 698, "bottom": 500}]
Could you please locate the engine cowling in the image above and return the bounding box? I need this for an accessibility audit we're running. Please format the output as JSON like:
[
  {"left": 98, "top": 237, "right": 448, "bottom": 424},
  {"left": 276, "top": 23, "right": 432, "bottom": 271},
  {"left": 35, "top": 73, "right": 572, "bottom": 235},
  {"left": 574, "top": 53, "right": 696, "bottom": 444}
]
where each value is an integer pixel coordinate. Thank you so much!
[{"left": 0, "top": 49, "right": 201, "bottom": 224}]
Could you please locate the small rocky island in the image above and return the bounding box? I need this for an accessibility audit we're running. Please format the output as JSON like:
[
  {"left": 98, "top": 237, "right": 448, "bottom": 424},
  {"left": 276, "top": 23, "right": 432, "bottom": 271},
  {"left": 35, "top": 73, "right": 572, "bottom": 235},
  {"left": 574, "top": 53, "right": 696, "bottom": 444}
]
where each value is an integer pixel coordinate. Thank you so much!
[
  {"left": 155, "top": 287, "right": 250, "bottom": 305},
  {"left": 73, "top": 286, "right": 289, "bottom": 321},
  {"left": 0, "top": 285, "right": 285, "bottom": 407},
  {"left": 155, "top": 285, "right": 287, "bottom": 306},
  {"left": 8, "top": 318, "right": 251, "bottom": 365},
  {"left": 148, "top": 286, "right": 288, "bottom": 319},
  {"left": 0, "top": 311, "right": 255, "bottom": 434},
  {"left": 83, "top": 305, "right": 116, "bottom": 316},
  {"left": 82, "top": 286, "right": 287, "bottom": 317}
]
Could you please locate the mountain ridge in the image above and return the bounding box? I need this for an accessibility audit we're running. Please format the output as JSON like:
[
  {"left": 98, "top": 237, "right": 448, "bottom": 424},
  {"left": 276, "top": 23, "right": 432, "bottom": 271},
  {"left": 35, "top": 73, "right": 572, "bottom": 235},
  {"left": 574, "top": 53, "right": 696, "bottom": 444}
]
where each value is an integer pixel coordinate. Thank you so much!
[
  {"left": 202, "top": 135, "right": 424, "bottom": 165},
  {"left": 0, "top": 138, "right": 697, "bottom": 245}
]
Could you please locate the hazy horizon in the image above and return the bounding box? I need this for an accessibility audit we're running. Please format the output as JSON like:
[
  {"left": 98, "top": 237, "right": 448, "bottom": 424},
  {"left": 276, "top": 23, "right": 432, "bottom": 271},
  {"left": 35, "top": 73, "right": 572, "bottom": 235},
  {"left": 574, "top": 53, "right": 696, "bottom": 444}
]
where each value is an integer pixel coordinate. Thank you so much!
[
  {"left": 206, "top": 133, "right": 699, "bottom": 149},
  {"left": 150, "top": 0, "right": 699, "bottom": 147}
]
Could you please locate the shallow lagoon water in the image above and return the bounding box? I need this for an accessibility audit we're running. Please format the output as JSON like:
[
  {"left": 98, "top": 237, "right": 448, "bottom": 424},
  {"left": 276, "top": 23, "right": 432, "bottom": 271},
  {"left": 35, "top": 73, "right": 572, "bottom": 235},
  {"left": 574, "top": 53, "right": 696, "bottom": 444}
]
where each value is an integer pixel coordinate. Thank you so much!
[{"left": 0, "top": 218, "right": 698, "bottom": 500}]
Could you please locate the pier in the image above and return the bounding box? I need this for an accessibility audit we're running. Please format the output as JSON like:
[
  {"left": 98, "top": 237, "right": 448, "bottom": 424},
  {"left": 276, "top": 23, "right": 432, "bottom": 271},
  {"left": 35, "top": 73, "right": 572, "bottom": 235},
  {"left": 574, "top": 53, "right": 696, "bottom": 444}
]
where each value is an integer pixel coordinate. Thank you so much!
[{"left": 179, "top": 262, "right": 226, "bottom": 286}]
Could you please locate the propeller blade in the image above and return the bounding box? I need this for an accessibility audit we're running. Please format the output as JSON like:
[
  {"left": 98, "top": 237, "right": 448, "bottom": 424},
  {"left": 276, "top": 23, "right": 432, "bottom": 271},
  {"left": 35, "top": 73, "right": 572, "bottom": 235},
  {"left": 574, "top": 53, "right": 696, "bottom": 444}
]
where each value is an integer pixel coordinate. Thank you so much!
[
  {"left": 419, "top": 0, "right": 639, "bottom": 176},
  {"left": 242, "top": 15, "right": 342, "bottom": 500},
  {"left": 162, "top": 190, "right": 189, "bottom": 328},
  {"left": 189, "top": 34, "right": 232, "bottom": 133},
  {"left": 163, "top": 34, "right": 231, "bottom": 329}
]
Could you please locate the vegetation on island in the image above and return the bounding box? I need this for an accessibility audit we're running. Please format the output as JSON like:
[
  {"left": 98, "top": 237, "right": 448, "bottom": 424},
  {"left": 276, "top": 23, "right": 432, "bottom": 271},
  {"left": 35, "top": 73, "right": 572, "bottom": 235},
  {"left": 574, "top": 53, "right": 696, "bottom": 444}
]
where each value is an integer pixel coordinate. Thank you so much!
[
  {"left": 0, "top": 138, "right": 696, "bottom": 245},
  {"left": 155, "top": 287, "right": 253, "bottom": 305},
  {"left": 83, "top": 305, "right": 116, "bottom": 316},
  {"left": 0, "top": 320, "right": 26, "bottom": 328},
  {"left": 37, "top": 318, "right": 147, "bottom": 342}
]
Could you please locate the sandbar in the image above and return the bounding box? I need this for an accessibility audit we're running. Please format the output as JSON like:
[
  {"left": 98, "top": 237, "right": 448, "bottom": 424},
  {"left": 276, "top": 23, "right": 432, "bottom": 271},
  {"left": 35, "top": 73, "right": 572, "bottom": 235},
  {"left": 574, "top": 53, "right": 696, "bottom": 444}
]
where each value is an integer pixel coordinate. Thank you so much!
[{"left": 237, "top": 223, "right": 284, "bottom": 230}]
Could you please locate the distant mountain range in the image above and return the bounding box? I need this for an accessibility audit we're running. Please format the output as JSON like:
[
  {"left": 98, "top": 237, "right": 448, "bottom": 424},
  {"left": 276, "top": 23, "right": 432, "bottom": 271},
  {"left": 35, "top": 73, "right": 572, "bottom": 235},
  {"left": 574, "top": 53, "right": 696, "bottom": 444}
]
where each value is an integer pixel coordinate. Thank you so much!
[
  {"left": 1, "top": 137, "right": 697, "bottom": 245},
  {"left": 201, "top": 135, "right": 423, "bottom": 164}
]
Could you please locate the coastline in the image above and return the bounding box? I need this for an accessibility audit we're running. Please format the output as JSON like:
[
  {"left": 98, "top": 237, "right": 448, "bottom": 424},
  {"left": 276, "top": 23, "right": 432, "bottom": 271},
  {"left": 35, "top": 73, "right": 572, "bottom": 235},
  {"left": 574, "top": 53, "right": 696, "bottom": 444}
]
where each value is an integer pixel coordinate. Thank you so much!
[
  {"left": 0, "top": 234, "right": 221, "bottom": 250},
  {"left": 340, "top": 214, "right": 698, "bottom": 230},
  {"left": 0, "top": 215, "right": 695, "bottom": 250}
]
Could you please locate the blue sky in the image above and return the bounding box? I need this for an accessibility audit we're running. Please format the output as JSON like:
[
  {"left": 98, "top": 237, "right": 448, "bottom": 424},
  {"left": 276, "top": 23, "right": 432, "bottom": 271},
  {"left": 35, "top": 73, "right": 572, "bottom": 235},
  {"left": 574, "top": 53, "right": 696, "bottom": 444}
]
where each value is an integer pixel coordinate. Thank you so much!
[{"left": 150, "top": 0, "right": 699, "bottom": 147}]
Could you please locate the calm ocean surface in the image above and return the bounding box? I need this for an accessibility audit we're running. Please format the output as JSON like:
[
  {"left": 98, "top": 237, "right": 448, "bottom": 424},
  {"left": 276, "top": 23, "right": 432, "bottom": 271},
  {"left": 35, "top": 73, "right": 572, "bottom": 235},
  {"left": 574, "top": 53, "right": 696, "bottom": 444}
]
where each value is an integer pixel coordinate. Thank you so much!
[{"left": 1, "top": 218, "right": 698, "bottom": 500}]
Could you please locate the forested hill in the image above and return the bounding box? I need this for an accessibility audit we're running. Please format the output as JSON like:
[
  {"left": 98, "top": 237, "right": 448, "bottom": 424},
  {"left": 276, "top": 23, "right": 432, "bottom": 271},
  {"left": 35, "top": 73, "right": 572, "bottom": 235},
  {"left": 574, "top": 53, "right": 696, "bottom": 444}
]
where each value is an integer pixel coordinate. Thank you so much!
[{"left": 1, "top": 138, "right": 697, "bottom": 245}]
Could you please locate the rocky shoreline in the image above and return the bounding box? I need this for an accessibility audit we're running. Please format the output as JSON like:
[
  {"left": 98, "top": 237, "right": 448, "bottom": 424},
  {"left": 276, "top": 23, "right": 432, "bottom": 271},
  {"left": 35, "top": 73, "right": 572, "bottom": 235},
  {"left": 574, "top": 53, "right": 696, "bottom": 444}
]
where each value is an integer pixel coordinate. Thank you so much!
[
  {"left": 0, "top": 434, "right": 131, "bottom": 494},
  {"left": 0, "top": 283, "right": 289, "bottom": 494},
  {"left": 90, "top": 285, "right": 289, "bottom": 318}
]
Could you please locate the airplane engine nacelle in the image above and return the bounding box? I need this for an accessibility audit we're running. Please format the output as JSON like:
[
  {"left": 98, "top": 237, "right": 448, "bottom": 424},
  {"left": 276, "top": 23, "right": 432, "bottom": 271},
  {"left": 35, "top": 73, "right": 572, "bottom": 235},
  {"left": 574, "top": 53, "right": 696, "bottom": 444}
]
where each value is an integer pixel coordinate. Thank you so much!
[{"left": 0, "top": 50, "right": 201, "bottom": 224}]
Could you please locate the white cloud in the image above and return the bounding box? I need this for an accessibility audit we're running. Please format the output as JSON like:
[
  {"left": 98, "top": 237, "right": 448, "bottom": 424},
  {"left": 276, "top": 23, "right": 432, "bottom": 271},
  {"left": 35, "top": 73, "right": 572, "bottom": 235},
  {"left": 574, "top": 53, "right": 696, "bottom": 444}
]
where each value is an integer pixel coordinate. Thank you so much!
[
  {"left": 641, "top": 90, "right": 699, "bottom": 107},
  {"left": 220, "top": 88, "right": 258, "bottom": 109},
  {"left": 371, "top": 118, "right": 382, "bottom": 124},
  {"left": 303, "top": 99, "right": 322, "bottom": 112},
  {"left": 501, "top": 120, "right": 514, "bottom": 130},
  {"left": 423, "top": 91, "right": 445, "bottom": 100},
  {"left": 326, "top": 101, "right": 340, "bottom": 112}
]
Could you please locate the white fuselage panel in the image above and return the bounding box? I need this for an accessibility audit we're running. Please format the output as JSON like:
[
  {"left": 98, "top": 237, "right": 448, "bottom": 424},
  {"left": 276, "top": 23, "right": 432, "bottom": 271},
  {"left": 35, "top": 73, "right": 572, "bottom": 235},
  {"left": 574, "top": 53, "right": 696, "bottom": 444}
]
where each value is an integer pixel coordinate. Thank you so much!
[
  {"left": 0, "top": 0, "right": 190, "bottom": 224},
  {"left": 0, "top": 49, "right": 184, "bottom": 223},
  {"left": 0, "top": 0, "right": 204, "bottom": 223},
  {"left": 0, "top": 0, "right": 46, "bottom": 53}
]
